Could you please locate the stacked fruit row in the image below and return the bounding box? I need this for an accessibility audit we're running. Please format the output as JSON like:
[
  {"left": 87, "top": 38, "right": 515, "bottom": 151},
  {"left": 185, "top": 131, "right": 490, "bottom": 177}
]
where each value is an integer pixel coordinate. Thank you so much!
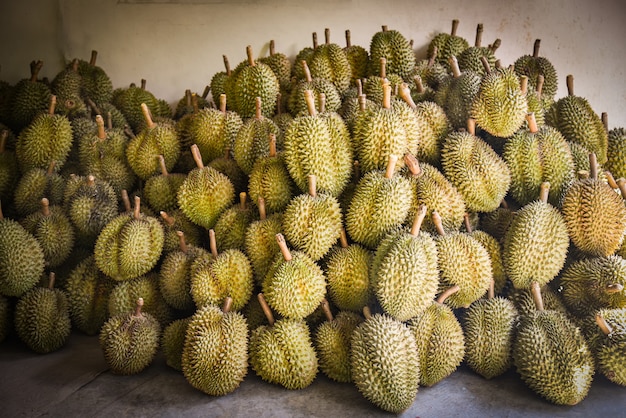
[{"left": 0, "top": 20, "right": 625, "bottom": 413}]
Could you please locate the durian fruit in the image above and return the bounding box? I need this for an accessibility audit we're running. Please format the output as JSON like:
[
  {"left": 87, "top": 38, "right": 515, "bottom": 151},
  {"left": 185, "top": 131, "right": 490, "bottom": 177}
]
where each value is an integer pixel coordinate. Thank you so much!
[
  {"left": 470, "top": 61, "right": 528, "bottom": 138},
  {"left": 325, "top": 229, "right": 372, "bottom": 312},
  {"left": 371, "top": 205, "right": 439, "bottom": 321},
  {"left": 94, "top": 196, "right": 164, "bottom": 281},
  {"left": 546, "top": 75, "right": 608, "bottom": 164},
  {"left": 182, "top": 297, "right": 249, "bottom": 395},
  {"left": 248, "top": 133, "right": 295, "bottom": 214},
  {"left": 213, "top": 192, "right": 256, "bottom": 252},
  {"left": 158, "top": 209, "right": 203, "bottom": 254},
  {"left": 284, "top": 90, "right": 353, "bottom": 197},
  {"left": 427, "top": 19, "right": 469, "bottom": 71},
  {"left": 189, "top": 229, "right": 254, "bottom": 312},
  {"left": 162, "top": 317, "right": 190, "bottom": 371},
  {"left": 513, "top": 39, "right": 558, "bottom": 101},
  {"left": 0, "top": 202, "right": 46, "bottom": 297},
  {"left": 412, "top": 46, "right": 449, "bottom": 91},
  {"left": 0, "top": 131, "right": 18, "bottom": 205},
  {"left": 512, "top": 282, "right": 594, "bottom": 405},
  {"left": 440, "top": 119, "right": 511, "bottom": 213},
  {"left": 143, "top": 155, "right": 186, "bottom": 213},
  {"left": 230, "top": 45, "right": 279, "bottom": 119},
  {"left": 244, "top": 198, "right": 282, "bottom": 285},
  {"left": 291, "top": 32, "right": 318, "bottom": 81},
  {"left": 209, "top": 55, "right": 232, "bottom": 108},
  {"left": 188, "top": 94, "right": 243, "bottom": 164},
  {"left": 369, "top": 25, "right": 416, "bottom": 81},
  {"left": 99, "top": 297, "right": 161, "bottom": 375},
  {"left": 463, "top": 280, "right": 518, "bottom": 379},
  {"left": 503, "top": 112, "right": 575, "bottom": 207},
  {"left": 502, "top": 182, "right": 569, "bottom": 289},
  {"left": 508, "top": 283, "right": 569, "bottom": 318},
  {"left": 85, "top": 98, "right": 129, "bottom": 131},
  {"left": 13, "top": 161, "right": 65, "bottom": 217},
  {"left": 408, "top": 286, "right": 465, "bottom": 387},
  {"left": 272, "top": 92, "right": 293, "bottom": 134},
  {"left": 111, "top": 80, "right": 168, "bottom": 133},
  {"left": 345, "top": 155, "right": 412, "bottom": 249},
  {"left": 107, "top": 272, "right": 172, "bottom": 326},
  {"left": 262, "top": 234, "right": 326, "bottom": 319},
  {"left": 343, "top": 29, "right": 369, "bottom": 83},
  {"left": 208, "top": 147, "right": 248, "bottom": 195},
  {"left": 126, "top": 103, "right": 181, "bottom": 180},
  {"left": 589, "top": 309, "right": 626, "bottom": 386},
  {"left": 233, "top": 97, "right": 281, "bottom": 175},
  {"left": 559, "top": 255, "right": 626, "bottom": 318},
  {"left": 521, "top": 75, "right": 547, "bottom": 128},
  {"left": 74, "top": 50, "right": 114, "bottom": 106},
  {"left": 606, "top": 126, "right": 626, "bottom": 180},
  {"left": 458, "top": 24, "right": 500, "bottom": 76},
  {"left": 7, "top": 60, "right": 52, "bottom": 132},
  {"left": 308, "top": 28, "right": 352, "bottom": 95},
  {"left": 249, "top": 293, "right": 318, "bottom": 390},
  {"left": 177, "top": 144, "right": 235, "bottom": 229},
  {"left": 340, "top": 82, "right": 378, "bottom": 135},
  {"left": 314, "top": 300, "right": 363, "bottom": 383},
  {"left": 288, "top": 60, "right": 342, "bottom": 117},
  {"left": 282, "top": 175, "right": 342, "bottom": 261},
  {"left": 431, "top": 211, "right": 492, "bottom": 308},
  {"left": 362, "top": 57, "right": 404, "bottom": 109},
  {"left": 50, "top": 59, "right": 88, "bottom": 119},
  {"left": 159, "top": 231, "right": 208, "bottom": 312},
  {"left": 16, "top": 95, "right": 73, "bottom": 174},
  {"left": 354, "top": 82, "right": 419, "bottom": 173},
  {"left": 350, "top": 306, "right": 420, "bottom": 413},
  {"left": 0, "top": 294, "right": 11, "bottom": 343},
  {"left": 64, "top": 255, "right": 115, "bottom": 335},
  {"left": 402, "top": 152, "right": 465, "bottom": 236},
  {"left": 20, "top": 198, "right": 75, "bottom": 268},
  {"left": 435, "top": 56, "right": 482, "bottom": 130},
  {"left": 259, "top": 40, "right": 292, "bottom": 92},
  {"left": 14, "top": 272, "right": 71, "bottom": 354},
  {"left": 561, "top": 154, "right": 626, "bottom": 257}
]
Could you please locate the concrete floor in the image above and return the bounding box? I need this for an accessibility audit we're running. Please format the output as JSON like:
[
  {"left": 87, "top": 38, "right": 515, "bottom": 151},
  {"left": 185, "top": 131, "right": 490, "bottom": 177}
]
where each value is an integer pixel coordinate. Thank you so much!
[{"left": 1, "top": 331, "right": 624, "bottom": 418}]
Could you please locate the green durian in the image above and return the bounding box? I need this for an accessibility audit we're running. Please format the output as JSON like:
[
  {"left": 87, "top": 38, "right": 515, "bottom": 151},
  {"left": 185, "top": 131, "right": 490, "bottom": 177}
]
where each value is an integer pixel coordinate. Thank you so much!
[
  {"left": 466, "top": 224, "right": 508, "bottom": 296},
  {"left": 209, "top": 55, "right": 232, "bottom": 108},
  {"left": 158, "top": 209, "right": 204, "bottom": 254},
  {"left": 369, "top": 25, "right": 416, "bottom": 80},
  {"left": 288, "top": 60, "right": 342, "bottom": 117},
  {"left": 244, "top": 199, "right": 283, "bottom": 285},
  {"left": 0, "top": 131, "right": 19, "bottom": 205},
  {"left": 427, "top": 19, "right": 470, "bottom": 71},
  {"left": 434, "top": 56, "right": 481, "bottom": 130},
  {"left": 162, "top": 317, "right": 190, "bottom": 371},
  {"left": 173, "top": 88, "right": 209, "bottom": 120},
  {"left": 343, "top": 29, "right": 369, "bottom": 83},
  {"left": 412, "top": 46, "right": 449, "bottom": 91},
  {"left": 51, "top": 59, "right": 88, "bottom": 119},
  {"left": 7, "top": 60, "right": 52, "bottom": 132},
  {"left": 363, "top": 57, "right": 404, "bottom": 106},
  {"left": 111, "top": 80, "right": 165, "bottom": 133},
  {"left": 143, "top": 155, "right": 186, "bottom": 213},
  {"left": 308, "top": 28, "right": 352, "bottom": 95},
  {"left": 208, "top": 148, "right": 248, "bottom": 196},
  {"left": 213, "top": 192, "right": 256, "bottom": 253},
  {"left": 457, "top": 24, "right": 500, "bottom": 76},
  {"left": 107, "top": 272, "right": 173, "bottom": 326},
  {"left": 606, "top": 127, "right": 626, "bottom": 180},
  {"left": 75, "top": 50, "right": 114, "bottom": 106},
  {"left": 13, "top": 161, "right": 65, "bottom": 217},
  {"left": 291, "top": 32, "right": 317, "bottom": 81},
  {"left": 513, "top": 39, "right": 558, "bottom": 101},
  {"left": 589, "top": 309, "right": 626, "bottom": 386},
  {"left": 508, "top": 284, "right": 569, "bottom": 318},
  {"left": 259, "top": 40, "right": 292, "bottom": 91}
]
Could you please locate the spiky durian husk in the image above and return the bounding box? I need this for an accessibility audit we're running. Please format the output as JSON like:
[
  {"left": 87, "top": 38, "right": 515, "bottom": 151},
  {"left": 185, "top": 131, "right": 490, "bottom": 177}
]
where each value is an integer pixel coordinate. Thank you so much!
[
  {"left": 126, "top": 123, "right": 180, "bottom": 181},
  {"left": 513, "top": 54, "right": 558, "bottom": 100},
  {"left": 463, "top": 296, "right": 518, "bottom": 379},
  {"left": 559, "top": 255, "right": 626, "bottom": 318},
  {"left": 412, "top": 101, "right": 450, "bottom": 165},
  {"left": 209, "top": 71, "right": 229, "bottom": 108},
  {"left": 20, "top": 204, "right": 75, "bottom": 268},
  {"left": 143, "top": 172, "right": 186, "bottom": 214},
  {"left": 363, "top": 74, "right": 404, "bottom": 106},
  {"left": 561, "top": 178, "right": 626, "bottom": 257},
  {"left": 231, "top": 61, "right": 279, "bottom": 119},
  {"left": 508, "top": 285, "right": 569, "bottom": 317},
  {"left": 8, "top": 77, "right": 52, "bottom": 133},
  {"left": 435, "top": 70, "right": 482, "bottom": 130},
  {"left": 458, "top": 46, "right": 497, "bottom": 76},
  {"left": 344, "top": 43, "right": 369, "bottom": 83},
  {"left": 99, "top": 307, "right": 161, "bottom": 375},
  {"left": 64, "top": 256, "right": 115, "bottom": 335},
  {"left": 606, "top": 127, "right": 626, "bottom": 180},
  {"left": 16, "top": 112, "right": 73, "bottom": 174},
  {"left": 470, "top": 231, "right": 508, "bottom": 295},
  {"left": 0, "top": 218, "right": 45, "bottom": 297},
  {"left": 428, "top": 33, "right": 469, "bottom": 71},
  {"left": 441, "top": 131, "right": 511, "bottom": 213},
  {"left": 244, "top": 214, "right": 283, "bottom": 285},
  {"left": 107, "top": 273, "right": 172, "bottom": 326},
  {"left": 512, "top": 310, "right": 594, "bottom": 405},
  {"left": 325, "top": 244, "right": 372, "bottom": 312},
  {"left": 188, "top": 108, "right": 243, "bottom": 164},
  {"left": 111, "top": 85, "right": 162, "bottom": 133},
  {"left": 248, "top": 155, "right": 295, "bottom": 214},
  {"left": 288, "top": 78, "right": 342, "bottom": 117},
  {"left": 182, "top": 305, "right": 248, "bottom": 395},
  {"left": 162, "top": 317, "right": 190, "bottom": 371},
  {"left": 159, "top": 209, "right": 204, "bottom": 254},
  {"left": 259, "top": 51, "right": 292, "bottom": 92},
  {"left": 233, "top": 117, "right": 281, "bottom": 175},
  {"left": 13, "top": 168, "right": 65, "bottom": 217},
  {"left": 584, "top": 308, "right": 626, "bottom": 386},
  {"left": 0, "top": 145, "right": 18, "bottom": 204},
  {"left": 350, "top": 313, "right": 419, "bottom": 413},
  {"left": 413, "top": 58, "right": 449, "bottom": 91},
  {"left": 207, "top": 152, "right": 248, "bottom": 195},
  {"left": 369, "top": 29, "right": 416, "bottom": 80},
  {"left": 159, "top": 245, "right": 208, "bottom": 311},
  {"left": 308, "top": 42, "right": 352, "bottom": 95},
  {"left": 315, "top": 311, "right": 363, "bottom": 383},
  {"left": 75, "top": 57, "right": 114, "bottom": 105}
]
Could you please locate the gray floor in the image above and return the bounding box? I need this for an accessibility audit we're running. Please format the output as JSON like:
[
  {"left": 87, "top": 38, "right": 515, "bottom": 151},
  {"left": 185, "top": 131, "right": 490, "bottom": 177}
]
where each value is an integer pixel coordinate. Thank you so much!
[{"left": 1, "top": 331, "right": 624, "bottom": 418}]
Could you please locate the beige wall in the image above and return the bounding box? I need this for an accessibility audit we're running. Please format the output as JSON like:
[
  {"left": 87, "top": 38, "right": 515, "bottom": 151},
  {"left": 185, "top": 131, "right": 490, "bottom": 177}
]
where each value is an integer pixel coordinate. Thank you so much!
[{"left": 1, "top": 0, "right": 625, "bottom": 128}]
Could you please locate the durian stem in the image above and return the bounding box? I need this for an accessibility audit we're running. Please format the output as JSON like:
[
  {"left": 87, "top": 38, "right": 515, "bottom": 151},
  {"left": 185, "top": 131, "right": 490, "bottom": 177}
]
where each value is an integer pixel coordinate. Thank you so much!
[
  {"left": 451, "top": 19, "right": 459, "bottom": 36},
  {"left": 246, "top": 45, "right": 255, "bottom": 66},
  {"left": 530, "top": 282, "right": 544, "bottom": 311},
  {"left": 432, "top": 210, "right": 446, "bottom": 236},
  {"left": 47, "top": 272, "right": 56, "bottom": 290},
  {"left": 202, "top": 85, "right": 210, "bottom": 100},
  {"left": 308, "top": 175, "right": 317, "bottom": 197},
  {"left": 222, "top": 296, "right": 233, "bottom": 313},
  {"left": 301, "top": 60, "right": 313, "bottom": 83},
  {"left": 413, "top": 75, "right": 425, "bottom": 94},
  {"left": 156, "top": 155, "right": 169, "bottom": 177},
  {"left": 184, "top": 89, "right": 192, "bottom": 108},
  {"left": 605, "top": 283, "right": 624, "bottom": 294},
  {"left": 467, "top": 118, "right": 476, "bottom": 136},
  {"left": 602, "top": 112, "right": 609, "bottom": 132},
  {"left": 589, "top": 153, "right": 599, "bottom": 180},
  {"left": 239, "top": 192, "right": 247, "bottom": 210},
  {"left": 141, "top": 79, "right": 147, "bottom": 90},
  {"left": 437, "top": 285, "right": 460, "bottom": 304},
  {"left": 595, "top": 313, "right": 613, "bottom": 336},
  {"left": 617, "top": 178, "right": 626, "bottom": 199},
  {"left": 269, "top": 40, "right": 276, "bottom": 56},
  {"left": 176, "top": 230, "right": 188, "bottom": 253},
  {"left": 160, "top": 211, "right": 176, "bottom": 226},
  {"left": 404, "top": 153, "right": 422, "bottom": 177},
  {"left": 133, "top": 196, "right": 141, "bottom": 220},
  {"left": 345, "top": 29, "right": 352, "bottom": 48},
  {"left": 134, "top": 298, "right": 144, "bottom": 317},
  {"left": 86, "top": 98, "right": 101, "bottom": 115},
  {"left": 362, "top": 305, "right": 372, "bottom": 320},
  {"left": 0, "top": 131, "right": 7, "bottom": 153},
  {"left": 121, "top": 190, "right": 131, "bottom": 212},
  {"left": 474, "top": 23, "right": 483, "bottom": 47},
  {"left": 48, "top": 95, "right": 57, "bottom": 115},
  {"left": 526, "top": 112, "right": 539, "bottom": 133},
  {"left": 539, "top": 181, "right": 550, "bottom": 203},
  {"left": 533, "top": 39, "right": 541, "bottom": 58},
  {"left": 106, "top": 112, "right": 113, "bottom": 130},
  {"left": 30, "top": 60, "right": 43, "bottom": 82},
  {"left": 381, "top": 25, "right": 388, "bottom": 32},
  {"left": 410, "top": 205, "right": 428, "bottom": 237},
  {"left": 257, "top": 293, "right": 275, "bottom": 326},
  {"left": 428, "top": 46, "right": 438, "bottom": 67},
  {"left": 463, "top": 212, "right": 473, "bottom": 233},
  {"left": 566, "top": 74, "right": 574, "bottom": 96},
  {"left": 47, "top": 160, "right": 56, "bottom": 175},
  {"left": 318, "top": 93, "right": 326, "bottom": 113},
  {"left": 577, "top": 170, "right": 590, "bottom": 180},
  {"left": 605, "top": 171, "right": 618, "bottom": 189},
  {"left": 312, "top": 32, "right": 318, "bottom": 49},
  {"left": 275, "top": 233, "right": 292, "bottom": 261},
  {"left": 90, "top": 50, "right": 98, "bottom": 66},
  {"left": 41, "top": 198, "right": 50, "bottom": 217},
  {"left": 269, "top": 133, "right": 277, "bottom": 158},
  {"left": 488, "top": 280, "right": 495, "bottom": 300},
  {"left": 325, "top": 28, "right": 331, "bottom": 45},
  {"left": 358, "top": 95, "right": 367, "bottom": 111},
  {"left": 223, "top": 55, "right": 231, "bottom": 76},
  {"left": 384, "top": 154, "right": 398, "bottom": 179},
  {"left": 449, "top": 56, "right": 461, "bottom": 78},
  {"left": 321, "top": 298, "right": 333, "bottom": 322},
  {"left": 380, "top": 57, "right": 387, "bottom": 80},
  {"left": 190, "top": 144, "right": 204, "bottom": 169},
  {"left": 500, "top": 199, "right": 509, "bottom": 209},
  {"left": 304, "top": 90, "right": 317, "bottom": 117},
  {"left": 382, "top": 82, "right": 391, "bottom": 109},
  {"left": 140, "top": 103, "right": 155, "bottom": 129},
  {"left": 520, "top": 76, "right": 529, "bottom": 95},
  {"left": 490, "top": 39, "right": 501, "bottom": 53},
  {"left": 209, "top": 229, "right": 218, "bottom": 258},
  {"left": 339, "top": 228, "right": 349, "bottom": 248},
  {"left": 124, "top": 126, "right": 136, "bottom": 139},
  {"left": 255, "top": 97, "right": 262, "bottom": 120},
  {"left": 495, "top": 60, "right": 502, "bottom": 69},
  {"left": 87, "top": 175, "right": 96, "bottom": 187},
  {"left": 398, "top": 83, "right": 417, "bottom": 109},
  {"left": 257, "top": 196, "right": 267, "bottom": 220},
  {"left": 480, "top": 56, "right": 491, "bottom": 75},
  {"left": 220, "top": 94, "right": 227, "bottom": 114},
  {"left": 536, "top": 74, "right": 544, "bottom": 98}
]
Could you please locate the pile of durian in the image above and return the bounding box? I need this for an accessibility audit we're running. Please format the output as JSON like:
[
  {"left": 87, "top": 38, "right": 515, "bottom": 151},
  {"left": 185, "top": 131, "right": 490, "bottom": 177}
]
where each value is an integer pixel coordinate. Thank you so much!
[{"left": 1, "top": 20, "right": 626, "bottom": 413}]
